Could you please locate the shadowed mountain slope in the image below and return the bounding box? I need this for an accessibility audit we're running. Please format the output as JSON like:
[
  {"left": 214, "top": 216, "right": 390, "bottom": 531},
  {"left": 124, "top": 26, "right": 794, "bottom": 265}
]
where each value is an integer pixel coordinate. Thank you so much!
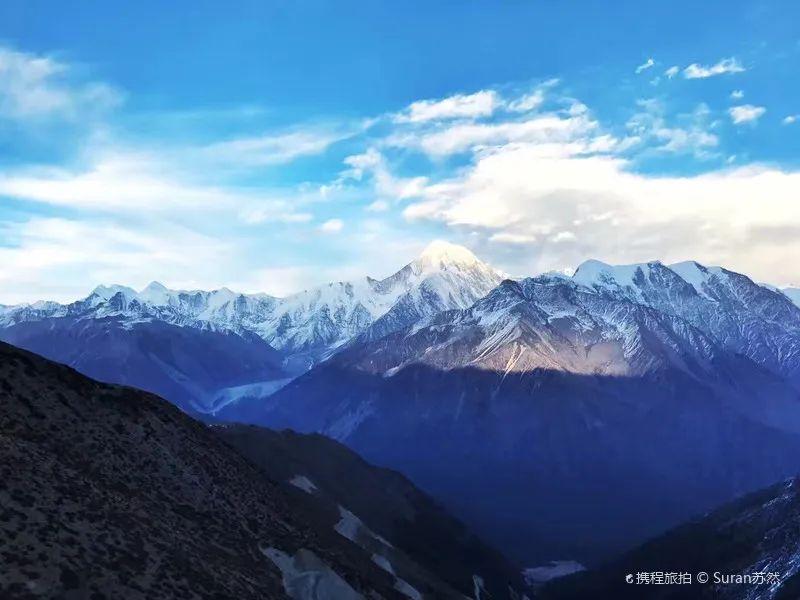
[
  {"left": 544, "top": 478, "right": 800, "bottom": 599},
  {"left": 0, "top": 341, "right": 530, "bottom": 599},
  {"left": 241, "top": 277, "right": 800, "bottom": 564},
  {"left": 0, "top": 316, "right": 286, "bottom": 416},
  {"left": 216, "top": 425, "right": 528, "bottom": 599}
]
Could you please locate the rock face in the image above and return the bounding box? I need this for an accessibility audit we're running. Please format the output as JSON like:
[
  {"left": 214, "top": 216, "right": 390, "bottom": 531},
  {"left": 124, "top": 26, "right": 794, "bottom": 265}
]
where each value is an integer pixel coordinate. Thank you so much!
[
  {"left": 0, "top": 341, "right": 529, "bottom": 599},
  {"left": 247, "top": 269, "right": 800, "bottom": 565},
  {"left": 544, "top": 478, "right": 800, "bottom": 600}
]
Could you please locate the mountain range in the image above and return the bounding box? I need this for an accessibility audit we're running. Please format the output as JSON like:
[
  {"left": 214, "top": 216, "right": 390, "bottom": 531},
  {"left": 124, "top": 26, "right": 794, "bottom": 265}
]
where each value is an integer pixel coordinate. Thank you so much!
[
  {"left": 4, "top": 241, "right": 800, "bottom": 570},
  {"left": 245, "top": 260, "right": 800, "bottom": 564},
  {"left": 0, "top": 241, "right": 503, "bottom": 413}
]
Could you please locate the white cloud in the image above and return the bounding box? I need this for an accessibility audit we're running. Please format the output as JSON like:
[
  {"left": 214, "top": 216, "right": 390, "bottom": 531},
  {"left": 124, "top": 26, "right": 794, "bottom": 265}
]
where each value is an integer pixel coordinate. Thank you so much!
[
  {"left": 489, "top": 232, "right": 537, "bottom": 244},
  {"left": 394, "top": 90, "right": 500, "bottom": 123},
  {"left": 783, "top": 115, "right": 798, "bottom": 125},
  {"left": 365, "top": 199, "right": 390, "bottom": 212},
  {"left": 320, "top": 218, "right": 344, "bottom": 233},
  {"left": 0, "top": 46, "right": 122, "bottom": 120},
  {"left": 0, "top": 154, "right": 313, "bottom": 224},
  {"left": 635, "top": 58, "right": 655, "bottom": 74},
  {"left": 728, "top": 104, "right": 766, "bottom": 124},
  {"left": 239, "top": 209, "right": 313, "bottom": 225},
  {"left": 341, "top": 148, "right": 427, "bottom": 200},
  {"left": 664, "top": 66, "right": 680, "bottom": 79},
  {"left": 231, "top": 266, "right": 318, "bottom": 297},
  {"left": 730, "top": 89, "right": 744, "bottom": 99},
  {"left": 683, "top": 57, "right": 745, "bottom": 79},
  {"left": 551, "top": 230, "right": 576, "bottom": 243},
  {"left": 403, "top": 142, "right": 800, "bottom": 283},
  {"left": 507, "top": 90, "right": 545, "bottom": 113}
]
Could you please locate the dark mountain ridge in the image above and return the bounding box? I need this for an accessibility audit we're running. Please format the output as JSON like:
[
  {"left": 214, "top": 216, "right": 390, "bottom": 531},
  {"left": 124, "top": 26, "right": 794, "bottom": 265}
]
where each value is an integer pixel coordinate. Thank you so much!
[
  {"left": 0, "top": 340, "right": 529, "bottom": 599},
  {"left": 544, "top": 477, "right": 800, "bottom": 599}
]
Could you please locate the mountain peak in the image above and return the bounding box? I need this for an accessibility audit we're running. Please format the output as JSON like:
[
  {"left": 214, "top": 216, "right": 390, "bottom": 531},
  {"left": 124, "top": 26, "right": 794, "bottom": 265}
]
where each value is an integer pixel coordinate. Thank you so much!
[
  {"left": 142, "top": 281, "right": 168, "bottom": 292},
  {"left": 414, "top": 240, "right": 482, "bottom": 270},
  {"left": 90, "top": 284, "right": 136, "bottom": 301},
  {"left": 573, "top": 259, "right": 653, "bottom": 285},
  {"left": 138, "top": 281, "right": 171, "bottom": 304}
]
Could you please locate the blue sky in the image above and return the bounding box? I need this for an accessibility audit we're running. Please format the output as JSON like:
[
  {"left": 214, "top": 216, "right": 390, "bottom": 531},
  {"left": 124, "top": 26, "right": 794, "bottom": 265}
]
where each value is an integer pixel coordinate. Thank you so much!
[{"left": 1, "top": 0, "right": 800, "bottom": 302}]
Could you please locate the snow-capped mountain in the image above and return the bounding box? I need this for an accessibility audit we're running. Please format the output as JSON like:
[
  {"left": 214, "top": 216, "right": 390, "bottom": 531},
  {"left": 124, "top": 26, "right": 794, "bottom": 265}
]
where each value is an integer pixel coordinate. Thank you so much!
[
  {"left": 570, "top": 259, "right": 800, "bottom": 386},
  {"left": 0, "top": 240, "right": 503, "bottom": 370},
  {"left": 0, "top": 241, "right": 504, "bottom": 414},
  {"left": 244, "top": 260, "right": 800, "bottom": 565},
  {"left": 247, "top": 240, "right": 504, "bottom": 366},
  {"left": 4, "top": 245, "right": 800, "bottom": 569}
]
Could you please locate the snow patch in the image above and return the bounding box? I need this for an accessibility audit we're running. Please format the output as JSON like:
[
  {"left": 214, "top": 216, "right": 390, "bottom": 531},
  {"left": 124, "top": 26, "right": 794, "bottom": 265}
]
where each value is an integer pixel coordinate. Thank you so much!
[
  {"left": 668, "top": 261, "right": 722, "bottom": 299},
  {"left": 371, "top": 553, "right": 394, "bottom": 574},
  {"left": 326, "top": 401, "right": 375, "bottom": 440},
  {"left": 523, "top": 560, "right": 586, "bottom": 585},
  {"left": 289, "top": 475, "right": 317, "bottom": 494},
  {"left": 261, "top": 545, "right": 363, "bottom": 600},
  {"left": 414, "top": 240, "right": 482, "bottom": 272},
  {"left": 394, "top": 577, "right": 423, "bottom": 600},
  {"left": 473, "top": 574, "right": 486, "bottom": 600},
  {"left": 208, "top": 378, "right": 293, "bottom": 414},
  {"left": 572, "top": 259, "right": 658, "bottom": 301},
  {"left": 334, "top": 505, "right": 393, "bottom": 548}
]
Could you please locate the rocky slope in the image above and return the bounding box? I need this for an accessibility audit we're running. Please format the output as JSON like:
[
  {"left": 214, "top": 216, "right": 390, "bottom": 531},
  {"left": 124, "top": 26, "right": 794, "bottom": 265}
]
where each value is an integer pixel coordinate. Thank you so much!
[{"left": 0, "top": 340, "right": 529, "bottom": 599}]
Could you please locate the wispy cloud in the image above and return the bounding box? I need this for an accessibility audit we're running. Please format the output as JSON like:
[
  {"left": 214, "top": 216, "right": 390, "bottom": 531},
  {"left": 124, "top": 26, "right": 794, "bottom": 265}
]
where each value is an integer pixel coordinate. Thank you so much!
[
  {"left": 730, "top": 89, "right": 744, "bottom": 99},
  {"left": 198, "top": 127, "right": 354, "bottom": 167},
  {"left": 664, "top": 66, "right": 680, "bottom": 79},
  {"left": 683, "top": 57, "right": 745, "bottom": 79},
  {"left": 394, "top": 90, "right": 500, "bottom": 123},
  {"left": 339, "top": 148, "right": 427, "bottom": 201},
  {"left": 0, "top": 46, "right": 122, "bottom": 121},
  {"left": 635, "top": 58, "right": 655, "bottom": 74},
  {"left": 626, "top": 100, "right": 718, "bottom": 158},
  {"left": 0, "top": 154, "right": 316, "bottom": 224},
  {"left": 320, "top": 218, "right": 344, "bottom": 233},
  {"left": 387, "top": 108, "right": 600, "bottom": 157},
  {"left": 783, "top": 115, "right": 798, "bottom": 125},
  {"left": 728, "top": 104, "right": 766, "bottom": 124}
]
